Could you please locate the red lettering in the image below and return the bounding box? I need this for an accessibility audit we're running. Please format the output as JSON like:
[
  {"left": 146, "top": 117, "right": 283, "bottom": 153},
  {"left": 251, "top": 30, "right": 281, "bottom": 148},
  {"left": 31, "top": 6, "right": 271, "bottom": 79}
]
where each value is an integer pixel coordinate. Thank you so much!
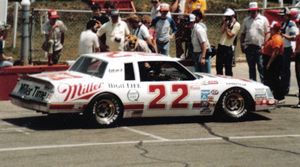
[
  {"left": 58, "top": 82, "right": 102, "bottom": 102},
  {"left": 149, "top": 85, "right": 166, "bottom": 109}
]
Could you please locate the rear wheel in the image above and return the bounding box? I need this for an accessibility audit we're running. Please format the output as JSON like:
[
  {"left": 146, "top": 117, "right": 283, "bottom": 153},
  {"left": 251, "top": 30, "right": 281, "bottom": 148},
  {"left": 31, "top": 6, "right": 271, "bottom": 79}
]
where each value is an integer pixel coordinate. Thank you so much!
[
  {"left": 217, "top": 88, "right": 252, "bottom": 120},
  {"left": 88, "top": 94, "right": 123, "bottom": 127}
]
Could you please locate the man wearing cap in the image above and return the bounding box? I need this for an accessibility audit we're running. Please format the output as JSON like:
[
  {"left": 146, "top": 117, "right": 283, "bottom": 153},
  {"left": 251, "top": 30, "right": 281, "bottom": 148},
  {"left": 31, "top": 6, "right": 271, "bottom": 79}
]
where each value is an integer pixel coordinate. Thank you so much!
[
  {"left": 97, "top": 10, "right": 130, "bottom": 51},
  {"left": 280, "top": 7, "right": 299, "bottom": 96},
  {"left": 262, "top": 21, "right": 285, "bottom": 103},
  {"left": 151, "top": 3, "right": 177, "bottom": 56},
  {"left": 216, "top": 8, "right": 240, "bottom": 76},
  {"left": 42, "top": 9, "right": 67, "bottom": 65},
  {"left": 0, "top": 22, "right": 13, "bottom": 67},
  {"left": 190, "top": 10, "right": 211, "bottom": 73},
  {"left": 150, "top": 0, "right": 171, "bottom": 19},
  {"left": 240, "top": 2, "right": 269, "bottom": 82}
]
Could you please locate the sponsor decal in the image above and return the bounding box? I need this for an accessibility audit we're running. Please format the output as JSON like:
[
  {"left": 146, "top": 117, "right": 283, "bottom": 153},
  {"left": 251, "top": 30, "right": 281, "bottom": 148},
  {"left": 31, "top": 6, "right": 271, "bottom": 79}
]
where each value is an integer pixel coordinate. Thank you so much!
[
  {"left": 255, "top": 88, "right": 266, "bottom": 94},
  {"left": 17, "top": 83, "right": 48, "bottom": 101},
  {"left": 201, "top": 90, "right": 210, "bottom": 100},
  {"left": 226, "top": 82, "right": 246, "bottom": 86},
  {"left": 255, "top": 94, "right": 267, "bottom": 98},
  {"left": 210, "top": 89, "right": 219, "bottom": 95},
  {"left": 108, "top": 68, "right": 123, "bottom": 73},
  {"left": 108, "top": 83, "right": 141, "bottom": 89},
  {"left": 127, "top": 89, "right": 140, "bottom": 102},
  {"left": 207, "top": 80, "right": 218, "bottom": 85},
  {"left": 58, "top": 82, "right": 102, "bottom": 102},
  {"left": 38, "top": 72, "right": 82, "bottom": 80}
]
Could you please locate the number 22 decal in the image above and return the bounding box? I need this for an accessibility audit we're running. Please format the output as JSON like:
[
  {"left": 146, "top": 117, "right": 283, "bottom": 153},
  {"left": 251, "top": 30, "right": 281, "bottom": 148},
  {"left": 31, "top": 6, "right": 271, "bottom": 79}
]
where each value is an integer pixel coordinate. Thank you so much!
[{"left": 149, "top": 84, "right": 188, "bottom": 109}]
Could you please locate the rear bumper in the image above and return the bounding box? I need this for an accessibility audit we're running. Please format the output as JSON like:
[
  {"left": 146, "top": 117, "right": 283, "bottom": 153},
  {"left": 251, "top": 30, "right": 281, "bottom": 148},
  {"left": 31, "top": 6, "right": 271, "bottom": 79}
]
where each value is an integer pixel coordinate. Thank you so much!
[
  {"left": 10, "top": 94, "right": 49, "bottom": 112},
  {"left": 10, "top": 94, "right": 85, "bottom": 114}
]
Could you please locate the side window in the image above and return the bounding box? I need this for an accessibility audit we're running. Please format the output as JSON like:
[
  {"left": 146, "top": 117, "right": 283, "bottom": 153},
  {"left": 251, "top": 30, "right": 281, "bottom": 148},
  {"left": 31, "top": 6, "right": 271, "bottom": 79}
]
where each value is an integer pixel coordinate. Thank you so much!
[
  {"left": 125, "top": 63, "right": 135, "bottom": 81},
  {"left": 138, "top": 61, "right": 195, "bottom": 82}
]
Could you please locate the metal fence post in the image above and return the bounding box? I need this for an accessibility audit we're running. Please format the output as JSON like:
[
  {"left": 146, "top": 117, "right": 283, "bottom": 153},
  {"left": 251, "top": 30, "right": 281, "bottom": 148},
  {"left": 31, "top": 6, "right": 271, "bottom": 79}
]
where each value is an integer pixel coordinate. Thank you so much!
[
  {"left": 13, "top": 2, "right": 19, "bottom": 49},
  {"left": 20, "top": 0, "right": 31, "bottom": 65}
]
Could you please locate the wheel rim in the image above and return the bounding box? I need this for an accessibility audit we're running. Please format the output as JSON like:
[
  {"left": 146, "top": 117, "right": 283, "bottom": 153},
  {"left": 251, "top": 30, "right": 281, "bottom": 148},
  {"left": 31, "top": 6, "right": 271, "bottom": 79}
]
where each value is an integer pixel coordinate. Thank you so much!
[
  {"left": 223, "top": 92, "right": 245, "bottom": 117},
  {"left": 93, "top": 99, "right": 118, "bottom": 125}
]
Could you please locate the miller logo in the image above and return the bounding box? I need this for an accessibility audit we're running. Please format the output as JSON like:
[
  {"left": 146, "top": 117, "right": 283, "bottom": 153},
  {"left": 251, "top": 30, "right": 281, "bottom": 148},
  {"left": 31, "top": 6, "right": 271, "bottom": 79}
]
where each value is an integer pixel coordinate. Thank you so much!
[{"left": 58, "top": 82, "right": 102, "bottom": 101}]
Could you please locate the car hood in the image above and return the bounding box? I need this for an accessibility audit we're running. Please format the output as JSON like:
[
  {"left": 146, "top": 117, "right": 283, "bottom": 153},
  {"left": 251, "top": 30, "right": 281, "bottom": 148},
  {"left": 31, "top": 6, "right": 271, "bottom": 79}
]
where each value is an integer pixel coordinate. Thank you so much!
[{"left": 194, "top": 72, "right": 265, "bottom": 87}]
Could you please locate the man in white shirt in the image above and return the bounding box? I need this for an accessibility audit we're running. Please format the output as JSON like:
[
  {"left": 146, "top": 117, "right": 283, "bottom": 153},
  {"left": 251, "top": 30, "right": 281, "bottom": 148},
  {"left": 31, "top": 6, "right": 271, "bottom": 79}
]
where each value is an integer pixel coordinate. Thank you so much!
[
  {"left": 190, "top": 10, "right": 211, "bottom": 73},
  {"left": 97, "top": 10, "right": 130, "bottom": 51},
  {"left": 79, "top": 19, "right": 100, "bottom": 55},
  {"left": 240, "top": 2, "right": 269, "bottom": 82},
  {"left": 216, "top": 8, "right": 240, "bottom": 76}
]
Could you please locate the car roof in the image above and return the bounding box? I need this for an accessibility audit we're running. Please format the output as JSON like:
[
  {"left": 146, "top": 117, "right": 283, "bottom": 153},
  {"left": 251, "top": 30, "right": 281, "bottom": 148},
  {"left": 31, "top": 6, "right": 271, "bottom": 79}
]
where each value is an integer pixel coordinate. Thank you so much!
[{"left": 80, "top": 52, "right": 180, "bottom": 62}]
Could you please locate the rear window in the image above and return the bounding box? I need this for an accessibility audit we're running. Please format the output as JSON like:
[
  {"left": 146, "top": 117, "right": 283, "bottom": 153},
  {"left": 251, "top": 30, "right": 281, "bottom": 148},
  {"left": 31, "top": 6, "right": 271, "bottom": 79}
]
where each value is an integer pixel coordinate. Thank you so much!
[{"left": 69, "top": 56, "right": 108, "bottom": 78}]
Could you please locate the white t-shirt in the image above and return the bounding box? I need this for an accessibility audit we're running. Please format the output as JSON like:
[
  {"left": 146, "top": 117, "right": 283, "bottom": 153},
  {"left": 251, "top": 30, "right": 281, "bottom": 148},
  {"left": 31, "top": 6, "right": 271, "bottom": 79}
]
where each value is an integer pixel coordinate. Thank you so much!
[
  {"left": 78, "top": 29, "right": 100, "bottom": 55},
  {"left": 97, "top": 19, "right": 130, "bottom": 51},
  {"left": 282, "top": 20, "right": 299, "bottom": 48},
  {"left": 191, "top": 22, "right": 210, "bottom": 53}
]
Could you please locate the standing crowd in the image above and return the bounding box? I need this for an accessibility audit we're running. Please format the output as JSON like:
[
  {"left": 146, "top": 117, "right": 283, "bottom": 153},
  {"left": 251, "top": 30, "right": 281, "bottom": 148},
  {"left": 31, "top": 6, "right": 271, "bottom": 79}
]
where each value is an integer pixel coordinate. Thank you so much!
[{"left": 0, "top": 0, "right": 299, "bottom": 108}]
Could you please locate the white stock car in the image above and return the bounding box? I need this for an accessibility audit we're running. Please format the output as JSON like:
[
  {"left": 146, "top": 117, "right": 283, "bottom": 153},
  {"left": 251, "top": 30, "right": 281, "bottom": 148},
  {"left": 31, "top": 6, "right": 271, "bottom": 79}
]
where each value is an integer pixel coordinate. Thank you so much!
[{"left": 10, "top": 52, "right": 276, "bottom": 127}]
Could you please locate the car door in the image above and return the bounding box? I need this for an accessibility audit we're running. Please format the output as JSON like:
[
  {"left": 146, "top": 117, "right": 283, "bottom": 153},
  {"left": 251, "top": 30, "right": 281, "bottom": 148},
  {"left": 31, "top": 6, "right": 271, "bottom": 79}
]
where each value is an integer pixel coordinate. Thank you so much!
[{"left": 137, "top": 60, "right": 203, "bottom": 117}]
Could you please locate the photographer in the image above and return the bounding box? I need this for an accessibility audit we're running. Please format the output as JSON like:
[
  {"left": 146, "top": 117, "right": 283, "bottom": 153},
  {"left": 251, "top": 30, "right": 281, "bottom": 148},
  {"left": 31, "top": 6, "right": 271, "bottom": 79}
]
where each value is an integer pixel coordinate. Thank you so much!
[{"left": 216, "top": 8, "right": 240, "bottom": 76}]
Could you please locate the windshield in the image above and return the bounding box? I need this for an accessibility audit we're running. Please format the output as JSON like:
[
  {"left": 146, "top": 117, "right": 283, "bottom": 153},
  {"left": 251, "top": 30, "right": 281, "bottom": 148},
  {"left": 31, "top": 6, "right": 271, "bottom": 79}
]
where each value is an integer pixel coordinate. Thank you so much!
[{"left": 69, "top": 56, "right": 108, "bottom": 78}]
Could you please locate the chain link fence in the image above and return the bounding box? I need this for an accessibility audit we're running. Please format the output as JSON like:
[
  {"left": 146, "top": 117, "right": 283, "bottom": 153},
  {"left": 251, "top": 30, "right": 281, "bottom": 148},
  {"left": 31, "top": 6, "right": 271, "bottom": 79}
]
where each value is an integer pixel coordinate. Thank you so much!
[{"left": 5, "top": 7, "right": 252, "bottom": 63}]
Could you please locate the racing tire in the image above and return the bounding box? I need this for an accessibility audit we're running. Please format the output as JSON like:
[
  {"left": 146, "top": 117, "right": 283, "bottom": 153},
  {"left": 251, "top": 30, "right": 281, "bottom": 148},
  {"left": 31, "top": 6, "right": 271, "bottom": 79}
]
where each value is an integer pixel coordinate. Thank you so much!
[
  {"left": 217, "top": 88, "right": 252, "bottom": 120},
  {"left": 88, "top": 94, "right": 123, "bottom": 127}
]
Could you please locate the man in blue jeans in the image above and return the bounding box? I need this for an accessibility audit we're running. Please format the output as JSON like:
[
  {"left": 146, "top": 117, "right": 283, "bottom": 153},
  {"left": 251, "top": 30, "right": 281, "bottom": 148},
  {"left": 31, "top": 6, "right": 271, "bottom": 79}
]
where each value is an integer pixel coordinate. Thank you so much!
[
  {"left": 189, "top": 10, "right": 211, "bottom": 73},
  {"left": 240, "top": 2, "right": 269, "bottom": 82},
  {"left": 151, "top": 3, "right": 177, "bottom": 56}
]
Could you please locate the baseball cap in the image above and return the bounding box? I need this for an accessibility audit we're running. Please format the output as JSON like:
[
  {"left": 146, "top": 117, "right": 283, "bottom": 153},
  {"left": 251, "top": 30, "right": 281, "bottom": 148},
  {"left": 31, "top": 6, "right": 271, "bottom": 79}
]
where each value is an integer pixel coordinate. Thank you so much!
[
  {"left": 189, "top": 14, "right": 196, "bottom": 22},
  {"left": 224, "top": 8, "right": 235, "bottom": 16},
  {"left": 248, "top": 2, "right": 259, "bottom": 11},
  {"left": 111, "top": 10, "right": 120, "bottom": 16},
  {"left": 160, "top": 3, "right": 170, "bottom": 12},
  {"left": 48, "top": 9, "right": 59, "bottom": 19},
  {"left": 270, "top": 21, "right": 281, "bottom": 30}
]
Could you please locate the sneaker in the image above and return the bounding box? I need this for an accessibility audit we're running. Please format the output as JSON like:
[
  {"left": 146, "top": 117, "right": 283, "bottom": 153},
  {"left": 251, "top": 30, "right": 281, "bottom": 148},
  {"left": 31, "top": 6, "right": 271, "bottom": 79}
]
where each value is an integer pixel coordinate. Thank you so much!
[
  {"left": 277, "top": 99, "right": 286, "bottom": 104},
  {"left": 292, "top": 102, "right": 300, "bottom": 108}
]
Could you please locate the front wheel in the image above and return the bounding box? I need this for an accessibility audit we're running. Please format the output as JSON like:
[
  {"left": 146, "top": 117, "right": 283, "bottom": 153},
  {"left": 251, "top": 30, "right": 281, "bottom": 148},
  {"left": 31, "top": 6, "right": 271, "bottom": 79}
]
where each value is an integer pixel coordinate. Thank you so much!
[
  {"left": 217, "top": 88, "right": 252, "bottom": 120},
  {"left": 89, "top": 94, "right": 123, "bottom": 127}
]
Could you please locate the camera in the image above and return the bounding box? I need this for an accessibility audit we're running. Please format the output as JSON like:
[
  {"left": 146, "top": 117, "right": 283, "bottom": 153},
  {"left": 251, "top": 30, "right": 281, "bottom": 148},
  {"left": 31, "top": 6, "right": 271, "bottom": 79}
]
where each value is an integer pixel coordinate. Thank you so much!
[{"left": 114, "top": 37, "right": 121, "bottom": 43}]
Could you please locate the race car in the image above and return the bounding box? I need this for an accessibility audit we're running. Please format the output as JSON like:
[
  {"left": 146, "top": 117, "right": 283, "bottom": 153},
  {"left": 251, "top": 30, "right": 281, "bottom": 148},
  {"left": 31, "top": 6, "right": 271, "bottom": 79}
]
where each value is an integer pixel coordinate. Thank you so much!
[{"left": 10, "top": 52, "right": 276, "bottom": 127}]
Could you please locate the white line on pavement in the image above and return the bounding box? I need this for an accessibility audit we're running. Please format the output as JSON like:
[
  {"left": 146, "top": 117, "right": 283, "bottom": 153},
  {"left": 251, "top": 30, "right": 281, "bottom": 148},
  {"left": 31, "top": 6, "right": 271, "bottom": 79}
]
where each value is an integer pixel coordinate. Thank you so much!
[
  {"left": 0, "top": 134, "right": 300, "bottom": 152},
  {"left": 122, "top": 126, "right": 169, "bottom": 141}
]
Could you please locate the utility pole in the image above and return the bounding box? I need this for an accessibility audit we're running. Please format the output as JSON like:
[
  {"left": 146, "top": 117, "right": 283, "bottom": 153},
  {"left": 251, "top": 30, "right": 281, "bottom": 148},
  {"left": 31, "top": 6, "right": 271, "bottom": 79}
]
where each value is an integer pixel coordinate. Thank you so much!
[
  {"left": 20, "top": 0, "right": 31, "bottom": 65},
  {"left": 263, "top": 0, "right": 267, "bottom": 8}
]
